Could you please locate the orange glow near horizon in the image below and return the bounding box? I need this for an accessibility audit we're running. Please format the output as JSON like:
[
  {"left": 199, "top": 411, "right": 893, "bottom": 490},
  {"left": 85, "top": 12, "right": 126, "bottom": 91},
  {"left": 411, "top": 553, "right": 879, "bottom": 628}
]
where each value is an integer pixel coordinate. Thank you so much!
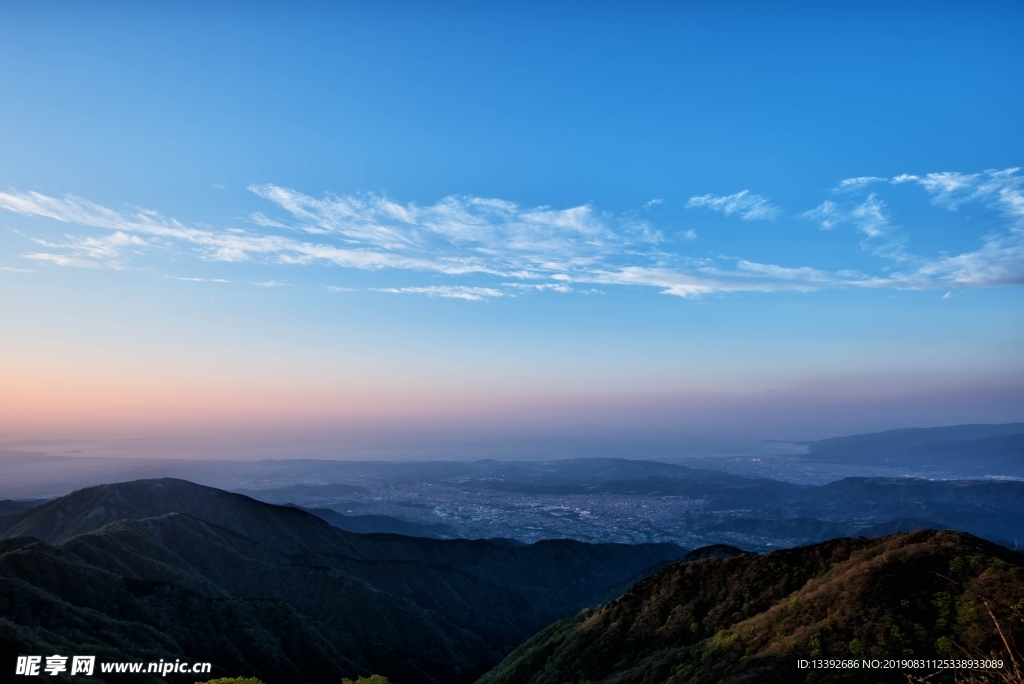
[{"left": 4, "top": 362, "right": 1023, "bottom": 449}]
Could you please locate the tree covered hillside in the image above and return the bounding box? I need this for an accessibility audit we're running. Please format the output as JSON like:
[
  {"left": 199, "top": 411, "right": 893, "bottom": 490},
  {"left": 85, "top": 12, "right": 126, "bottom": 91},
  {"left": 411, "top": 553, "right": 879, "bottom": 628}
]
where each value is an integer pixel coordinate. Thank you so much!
[
  {"left": 479, "top": 530, "right": 1024, "bottom": 684},
  {"left": 0, "top": 479, "right": 683, "bottom": 684}
]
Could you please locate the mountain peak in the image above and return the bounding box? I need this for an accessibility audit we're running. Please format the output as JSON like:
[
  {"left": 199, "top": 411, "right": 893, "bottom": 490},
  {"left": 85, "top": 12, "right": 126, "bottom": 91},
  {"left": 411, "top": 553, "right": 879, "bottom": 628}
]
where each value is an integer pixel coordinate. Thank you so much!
[{"left": 0, "top": 478, "right": 364, "bottom": 556}]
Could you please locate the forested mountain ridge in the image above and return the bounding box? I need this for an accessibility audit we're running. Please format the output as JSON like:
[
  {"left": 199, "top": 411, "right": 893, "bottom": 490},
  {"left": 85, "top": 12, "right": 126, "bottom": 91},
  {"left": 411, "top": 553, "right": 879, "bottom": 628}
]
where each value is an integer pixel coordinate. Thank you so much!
[
  {"left": 0, "top": 479, "right": 684, "bottom": 684},
  {"left": 0, "top": 478, "right": 364, "bottom": 554},
  {"left": 479, "top": 529, "right": 1024, "bottom": 684}
]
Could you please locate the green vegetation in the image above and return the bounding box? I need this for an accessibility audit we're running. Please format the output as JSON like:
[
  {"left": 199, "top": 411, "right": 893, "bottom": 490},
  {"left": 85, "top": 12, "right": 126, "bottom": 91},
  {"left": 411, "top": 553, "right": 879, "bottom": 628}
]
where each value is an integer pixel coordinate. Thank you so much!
[
  {"left": 478, "top": 530, "right": 1024, "bottom": 684},
  {"left": 341, "top": 676, "right": 391, "bottom": 684}
]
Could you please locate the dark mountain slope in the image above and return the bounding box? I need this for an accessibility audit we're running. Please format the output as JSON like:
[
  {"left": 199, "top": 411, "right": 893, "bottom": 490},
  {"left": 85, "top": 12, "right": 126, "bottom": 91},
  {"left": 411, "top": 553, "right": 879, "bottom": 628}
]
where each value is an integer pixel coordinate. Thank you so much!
[
  {"left": 0, "top": 500, "right": 47, "bottom": 517},
  {"left": 62, "top": 513, "right": 534, "bottom": 652},
  {"left": 0, "top": 479, "right": 684, "bottom": 621},
  {"left": 0, "top": 536, "right": 363, "bottom": 684},
  {"left": 0, "top": 520, "right": 522, "bottom": 684},
  {"left": 682, "top": 544, "right": 746, "bottom": 561},
  {"left": 479, "top": 530, "right": 1024, "bottom": 684},
  {"left": 592, "top": 545, "right": 749, "bottom": 607},
  {"left": 297, "top": 506, "right": 457, "bottom": 538},
  {"left": 0, "top": 479, "right": 365, "bottom": 556},
  {"left": 0, "top": 480, "right": 682, "bottom": 597},
  {"left": 0, "top": 479, "right": 685, "bottom": 684},
  {"left": 1, "top": 529, "right": 507, "bottom": 684},
  {"left": 344, "top": 534, "right": 684, "bottom": 615}
]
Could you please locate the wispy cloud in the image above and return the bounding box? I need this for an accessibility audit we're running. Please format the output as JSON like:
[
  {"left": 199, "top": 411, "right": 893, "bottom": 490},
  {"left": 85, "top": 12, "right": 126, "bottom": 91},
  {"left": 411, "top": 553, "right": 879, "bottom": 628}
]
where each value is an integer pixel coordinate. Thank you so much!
[
  {"left": 893, "top": 168, "right": 1024, "bottom": 217},
  {"left": 686, "top": 190, "right": 781, "bottom": 221},
  {"left": 250, "top": 212, "right": 288, "bottom": 228},
  {"left": 834, "top": 176, "right": 887, "bottom": 192},
  {"left": 25, "top": 231, "right": 150, "bottom": 268},
  {"left": 2, "top": 168, "right": 1024, "bottom": 298},
  {"left": 804, "top": 194, "right": 908, "bottom": 261},
  {"left": 0, "top": 185, "right": 665, "bottom": 285},
  {"left": 502, "top": 282, "right": 572, "bottom": 293},
  {"left": 803, "top": 200, "right": 842, "bottom": 230},
  {"left": 816, "top": 168, "right": 1024, "bottom": 286},
  {"left": 374, "top": 286, "right": 507, "bottom": 301},
  {"left": 167, "top": 276, "right": 231, "bottom": 283},
  {"left": 0, "top": 189, "right": 481, "bottom": 274}
]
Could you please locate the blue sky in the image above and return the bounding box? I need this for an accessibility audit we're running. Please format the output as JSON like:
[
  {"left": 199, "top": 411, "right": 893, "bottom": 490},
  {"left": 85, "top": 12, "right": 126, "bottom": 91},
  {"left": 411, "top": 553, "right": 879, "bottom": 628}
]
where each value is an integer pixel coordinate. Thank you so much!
[{"left": 1, "top": 2, "right": 1022, "bottom": 456}]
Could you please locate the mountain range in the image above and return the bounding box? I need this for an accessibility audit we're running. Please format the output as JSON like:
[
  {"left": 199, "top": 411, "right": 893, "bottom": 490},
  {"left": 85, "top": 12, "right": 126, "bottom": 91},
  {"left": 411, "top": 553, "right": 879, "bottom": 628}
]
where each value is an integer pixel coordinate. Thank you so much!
[
  {"left": 0, "top": 479, "right": 683, "bottom": 684},
  {"left": 2, "top": 477, "right": 1022, "bottom": 683},
  {"left": 480, "top": 529, "right": 1024, "bottom": 684},
  {"left": 798, "top": 423, "right": 1024, "bottom": 477}
]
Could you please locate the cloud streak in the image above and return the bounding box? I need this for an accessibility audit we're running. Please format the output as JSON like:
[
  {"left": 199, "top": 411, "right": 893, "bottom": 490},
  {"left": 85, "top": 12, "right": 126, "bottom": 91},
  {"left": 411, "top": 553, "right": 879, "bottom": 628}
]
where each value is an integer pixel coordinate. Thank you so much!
[
  {"left": 686, "top": 190, "right": 781, "bottom": 221},
  {"left": 374, "top": 286, "right": 507, "bottom": 301},
  {"left": 2, "top": 167, "right": 1023, "bottom": 298},
  {"left": 834, "top": 176, "right": 887, "bottom": 192}
]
